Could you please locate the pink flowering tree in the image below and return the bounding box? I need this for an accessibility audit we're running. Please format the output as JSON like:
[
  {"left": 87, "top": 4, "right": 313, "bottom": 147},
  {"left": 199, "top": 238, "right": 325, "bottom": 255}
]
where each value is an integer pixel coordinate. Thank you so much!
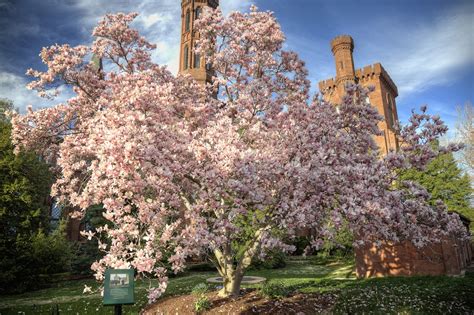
[{"left": 11, "top": 7, "right": 466, "bottom": 301}]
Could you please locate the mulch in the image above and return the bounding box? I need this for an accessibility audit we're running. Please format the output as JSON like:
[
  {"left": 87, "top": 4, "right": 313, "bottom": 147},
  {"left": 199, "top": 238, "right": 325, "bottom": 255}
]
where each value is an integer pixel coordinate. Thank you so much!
[{"left": 141, "top": 288, "right": 337, "bottom": 315}]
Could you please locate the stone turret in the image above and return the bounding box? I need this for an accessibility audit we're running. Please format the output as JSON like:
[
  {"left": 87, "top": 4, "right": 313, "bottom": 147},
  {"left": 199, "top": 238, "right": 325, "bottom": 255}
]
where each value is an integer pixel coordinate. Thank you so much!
[
  {"left": 331, "top": 35, "right": 356, "bottom": 90},
  {"left": 319, "top": 35, "right": 400, "bottom": 155}
]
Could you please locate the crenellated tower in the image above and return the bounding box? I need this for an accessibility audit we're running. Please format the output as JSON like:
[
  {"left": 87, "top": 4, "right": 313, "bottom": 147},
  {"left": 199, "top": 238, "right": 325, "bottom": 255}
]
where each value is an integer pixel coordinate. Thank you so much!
[
  {"left": 331, "top": 35, "right": 356, "bottom": 96},
  {"left": 319, "top": 35, "right": 399, "bottom": 155},
  {"left": 179, "top": 0, "right": 218, "bottom": 85}
]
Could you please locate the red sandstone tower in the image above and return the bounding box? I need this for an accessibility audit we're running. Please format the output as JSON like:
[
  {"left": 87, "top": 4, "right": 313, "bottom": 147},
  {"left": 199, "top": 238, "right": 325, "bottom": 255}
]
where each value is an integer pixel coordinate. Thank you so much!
[
  {"left": 319, "top": 35, "right": 399, "bottom": 155},
  {"left": 179, "top": 0, "right": 218, "bottom": 85}
]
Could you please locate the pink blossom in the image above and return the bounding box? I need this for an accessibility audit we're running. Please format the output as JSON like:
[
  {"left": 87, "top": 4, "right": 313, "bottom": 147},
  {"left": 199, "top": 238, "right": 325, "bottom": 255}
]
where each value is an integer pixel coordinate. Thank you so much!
[{"left": 11, "top": 8, "right": 467, "bottom": 299}]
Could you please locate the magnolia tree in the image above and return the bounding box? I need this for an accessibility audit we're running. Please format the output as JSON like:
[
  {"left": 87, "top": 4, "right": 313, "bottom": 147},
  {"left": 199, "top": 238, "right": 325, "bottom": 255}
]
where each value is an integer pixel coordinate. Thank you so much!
[{"left": 11, "top": 7, "right": 467, "bottom": 300}]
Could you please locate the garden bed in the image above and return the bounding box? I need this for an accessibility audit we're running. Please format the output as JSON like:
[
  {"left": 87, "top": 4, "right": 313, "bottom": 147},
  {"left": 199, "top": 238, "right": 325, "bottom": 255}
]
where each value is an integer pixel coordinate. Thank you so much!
[{"left": 141, "top": 288, "right": 337, "bottom": 314}]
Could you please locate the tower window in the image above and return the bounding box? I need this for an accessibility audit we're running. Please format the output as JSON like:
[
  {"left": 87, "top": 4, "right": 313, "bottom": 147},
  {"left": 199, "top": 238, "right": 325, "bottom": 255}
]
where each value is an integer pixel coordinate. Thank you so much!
[
  {"left": 185, "top": 9, "right": 190, "bottom": 32},
  {"left": 195, "top": 7, "right": 202, "bottom": 20},
  {"left": 194, "top": 52, "right": 201, "bottom": 68},
  {"left": 386, "top": 93, "right": 394, "bottom": 128},
  {"left": 339, "top": 61, "right": 344, "bottom": 69},
  {"left": 184, "top": 45, "right": 189, "bottom": 70}
]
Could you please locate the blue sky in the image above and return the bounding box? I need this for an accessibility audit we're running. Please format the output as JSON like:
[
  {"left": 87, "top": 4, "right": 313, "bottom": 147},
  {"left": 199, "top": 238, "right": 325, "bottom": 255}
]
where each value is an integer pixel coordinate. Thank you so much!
[{"left": 0, "top": 0, "right": 472, "bottom": 137}]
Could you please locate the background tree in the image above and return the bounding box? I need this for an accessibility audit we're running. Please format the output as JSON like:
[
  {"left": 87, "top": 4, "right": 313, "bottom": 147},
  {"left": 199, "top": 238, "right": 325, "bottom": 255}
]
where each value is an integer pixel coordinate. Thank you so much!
[
  {"left": 401, "top": 145, "right": 473, "bottom": 232},
  {"left": 10, "top": 9, "right": 467, "bottom": 301},
  {"left": 0, "top": 99, "right": 71, "bottom": 294},
  {"left": 455, "top": 102, "right": 474, "bottom": 179},
  {"left": 0, "top": 98, "right": 16, "bottom": 122},
  {"left": 70, "top": 204, "right": 109, "bottom": 276},
  {"left": 0, "top": 99, "right": 52, "bottom": 243}
]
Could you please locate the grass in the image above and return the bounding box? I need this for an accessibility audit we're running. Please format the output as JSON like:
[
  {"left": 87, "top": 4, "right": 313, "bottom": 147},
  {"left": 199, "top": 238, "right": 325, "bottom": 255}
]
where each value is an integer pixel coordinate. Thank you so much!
[{"left": 0, "top": 255, "right": 472, "bottom": 314}]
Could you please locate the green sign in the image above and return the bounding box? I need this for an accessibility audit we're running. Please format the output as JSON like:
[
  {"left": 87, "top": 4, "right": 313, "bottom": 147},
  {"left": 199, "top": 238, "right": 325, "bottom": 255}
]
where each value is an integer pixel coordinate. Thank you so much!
[{"left": 103, "top": 269, "right": 135, "bottom": 305}]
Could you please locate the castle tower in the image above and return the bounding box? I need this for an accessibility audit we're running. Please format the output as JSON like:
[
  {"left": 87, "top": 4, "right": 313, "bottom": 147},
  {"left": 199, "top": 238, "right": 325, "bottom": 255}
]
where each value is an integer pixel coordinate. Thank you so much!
[
  {"left": 331, "top": 35, "right": 356, "bottom": 96},
  {"left": 179, "top": 0, "right": 218, "bottom": 85},
  {"left": 319, "top": 35, "right": 399, "bottom": 155}
]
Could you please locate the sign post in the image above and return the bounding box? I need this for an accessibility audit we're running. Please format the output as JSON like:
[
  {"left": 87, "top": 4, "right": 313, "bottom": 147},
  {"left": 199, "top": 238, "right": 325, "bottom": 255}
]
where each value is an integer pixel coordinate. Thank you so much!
[{"left": 103, "top": 269, "right": 135, "bottom": 313}]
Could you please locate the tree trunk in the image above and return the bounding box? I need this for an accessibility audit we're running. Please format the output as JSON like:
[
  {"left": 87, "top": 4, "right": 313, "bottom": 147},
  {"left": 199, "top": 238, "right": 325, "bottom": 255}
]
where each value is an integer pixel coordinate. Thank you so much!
[
  {"left": 218, "top": 270, "right": 244, "bottom": 297},
  {"left": 213, "top": 228, "right": 269, "bottom": 297}
]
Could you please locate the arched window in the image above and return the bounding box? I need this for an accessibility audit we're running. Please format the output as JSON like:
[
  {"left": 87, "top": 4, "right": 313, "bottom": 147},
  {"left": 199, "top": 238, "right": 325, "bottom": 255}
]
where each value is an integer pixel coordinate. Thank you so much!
[
  {"left": 184, "top": 45, "right": 189, "bottom": 70},
  {"left": 185, "top": 9, "right": 190, "bottom": 32},
  {"left": 195, "top": 6, "right": 202, "bottom": 20},
  {"left": 193, "top": 52, "right": 201, "bottom": 68}
]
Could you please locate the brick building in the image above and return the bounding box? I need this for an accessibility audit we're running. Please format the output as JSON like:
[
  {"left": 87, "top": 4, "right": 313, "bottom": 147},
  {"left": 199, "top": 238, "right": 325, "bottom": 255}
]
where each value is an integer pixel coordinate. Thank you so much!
[
  {"left": 179, "top": 0, "right": 217, "bottom": 85},
  {"left": 318, "top": 35, "right": 471, "bottom": 277},
  {"left": 318, "top": 35, "right": 399, "bottom": 155}
]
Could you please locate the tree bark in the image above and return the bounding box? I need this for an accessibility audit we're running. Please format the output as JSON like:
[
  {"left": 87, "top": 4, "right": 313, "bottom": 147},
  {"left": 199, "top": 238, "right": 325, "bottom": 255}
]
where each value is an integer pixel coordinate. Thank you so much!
[
  {"left": 219, "top": 269, "right": 244, "bottom": 297},
  {"left": 214, "top": 228, "right": 269, "bottom": 297}
]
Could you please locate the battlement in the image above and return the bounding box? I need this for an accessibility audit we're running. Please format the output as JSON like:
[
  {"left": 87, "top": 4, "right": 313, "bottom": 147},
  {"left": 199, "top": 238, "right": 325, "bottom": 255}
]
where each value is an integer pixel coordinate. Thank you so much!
[
  {"left": 318, "top": 77, "right": 337, "bottom": 93},
  {"left": 355, "top": 63, "right": 398, "bottom": 96},
  {"left": 318, "top": 62, "right": 398, "bottom": 96},
  {"left": 331, "top": 35, "right": 354, "bottom": 54}
]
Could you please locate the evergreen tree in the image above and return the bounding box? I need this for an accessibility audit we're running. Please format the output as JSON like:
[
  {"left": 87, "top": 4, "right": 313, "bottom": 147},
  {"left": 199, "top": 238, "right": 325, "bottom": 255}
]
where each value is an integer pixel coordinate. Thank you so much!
[
  {"left": 401, "top": 150, "right": 473, "bottom": 231},
  {"left": 0, "top": 120, "right": 52, "bottom": 240},
  {"left": 0, "top": 100, "right": 71, "bottom": 294},
  {"left": 0, "top": 98, "right": 15, "bottom": 122}
]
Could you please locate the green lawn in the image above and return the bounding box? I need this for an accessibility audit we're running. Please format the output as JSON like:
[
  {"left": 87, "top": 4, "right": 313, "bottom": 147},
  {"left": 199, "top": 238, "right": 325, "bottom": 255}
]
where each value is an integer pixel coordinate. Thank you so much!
[{"left": 0, "top": 256, "right": 472, "bottom": 314}]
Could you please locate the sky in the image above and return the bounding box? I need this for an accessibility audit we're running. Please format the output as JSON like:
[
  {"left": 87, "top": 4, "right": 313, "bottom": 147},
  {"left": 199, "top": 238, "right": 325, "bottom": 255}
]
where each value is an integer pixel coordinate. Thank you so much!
[{"left": 0, "top": 0, "right": 473, "bottom": 137}]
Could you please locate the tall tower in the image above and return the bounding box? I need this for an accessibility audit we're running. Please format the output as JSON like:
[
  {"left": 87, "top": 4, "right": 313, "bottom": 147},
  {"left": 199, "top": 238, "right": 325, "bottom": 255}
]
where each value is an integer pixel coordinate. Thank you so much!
[
  {"left": 331, "top": 35, "right": 356, "bottom": 96},
  {"left": 319, "top": 35, "right": 399, "bottom": 155},
  {"left": 179, "top": 0, "right": 218, "bottom": 85}
]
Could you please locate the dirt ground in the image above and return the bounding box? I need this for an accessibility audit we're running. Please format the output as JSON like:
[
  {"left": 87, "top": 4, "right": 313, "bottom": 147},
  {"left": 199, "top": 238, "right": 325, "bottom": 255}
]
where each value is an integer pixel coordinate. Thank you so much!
[{"left": 141, "top": 288, "right": 337, "bottom": 315}]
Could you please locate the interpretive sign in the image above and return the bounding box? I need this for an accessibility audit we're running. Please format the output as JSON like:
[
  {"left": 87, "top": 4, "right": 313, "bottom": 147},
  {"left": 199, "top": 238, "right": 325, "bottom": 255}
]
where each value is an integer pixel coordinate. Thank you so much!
[{"left": 103, "top": 269, "right": 135, "bottom": 306}]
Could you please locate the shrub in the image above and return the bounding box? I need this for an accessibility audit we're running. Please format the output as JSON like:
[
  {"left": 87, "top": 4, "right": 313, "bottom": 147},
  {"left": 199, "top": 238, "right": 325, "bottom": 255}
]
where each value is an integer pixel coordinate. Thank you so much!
[
  {"left": 0, "top": 220, "right": 72, "bottom": 294},
  {"left": 259, "top": 280, "right": 291, "bottom": 299},
  {"left": 292, "top": 236, "right": 311, "bottom": 255},
  {"left": 191, "top": 283, "right": 209, "bottom": 296},
  {"left": 187, "top": 262, "right": 217, "bottom": 272},
  {"left": 318, "top": 225, "right": 353, "bottom": 258},
  {"left": 194, "top": 295, "right": 212, "bottom": 313},
  {"left": 192, "top": 283, "right": 211, "bottom": 313},
  {"left": 251, "top": 249, "right": 287, "bottom": 270},
  {"left": 30, "top": 221, "right": 72, "bottom": 275},
  {"left": 71, "top": 239, "right": 103, "bottom": 276}
]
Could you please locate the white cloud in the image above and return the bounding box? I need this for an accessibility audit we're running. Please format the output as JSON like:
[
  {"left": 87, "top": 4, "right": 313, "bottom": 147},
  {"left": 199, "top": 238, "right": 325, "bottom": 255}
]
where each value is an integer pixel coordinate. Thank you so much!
[
  {"left": 293, "top": 3, "right": 473, "bottom": 100},
  {"left": 0, "top": 72, "right": 75, "bottom": 113},
  {"left": 138, "top": 12, "right": 172, "bottom": 29},
  {"left": 0, "top": 72, "right": 50, "bottom": 112},
  {"left": 0, "top": 0, "right": 257, "bottom": 110},
  {"left": 69, "top": 0, "right": 255, "bottom": 75},
  {"left": 378, "top": 6, "right": 473, "bottom": 97}
]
